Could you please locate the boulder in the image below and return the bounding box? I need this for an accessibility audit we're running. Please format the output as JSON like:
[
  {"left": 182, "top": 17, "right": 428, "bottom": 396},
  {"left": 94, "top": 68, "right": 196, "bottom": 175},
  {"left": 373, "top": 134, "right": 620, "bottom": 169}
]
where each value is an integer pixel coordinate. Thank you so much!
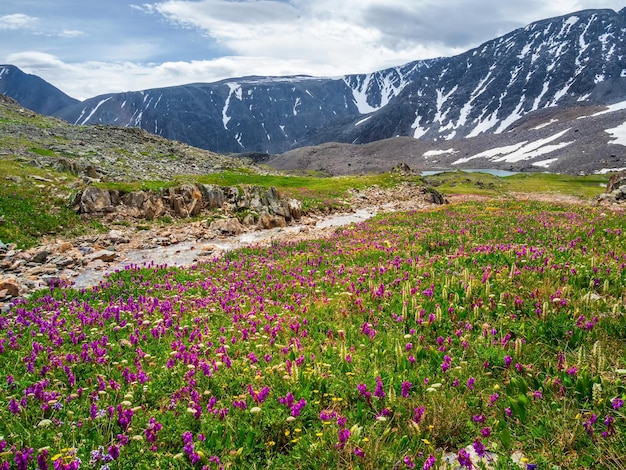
[
  {"left": 258, "top": 214, "right": 287, "bottom": 229},
  {"left": 53, "top": 158, "right": 81, "bottom": 175},
  {"left": 197, "top": 184, "right": 225, "bottom": 209},
  {"left": 171, "top": 195, "right": 189, "bottom": 218},
  {"left": 30, "top": 250, "right": 49, "bottom": 264},
  {"left": 122, "top": 191, "right": 146, "bottom": 210},
  {"left": 85, "top": 165, "right": 100, "bottom": 179},
  {"left": 422, "top": 187, "right": 447, "bottom": 205},
  {"left": 209, "top": 218, "right": 244, "bottom": 235},
  {"left": 606, "top": 171, "right": 626, "bottom": 193},
  {"left": 77, "top": 187, "right": 115, "bottom": 213},
  {"left": 143, "top": 196, "right": 165, "bottom": 220},
  {"left": 0, "top": 279, "right": 20, "bottom": 297},
  {"left": 288, "top": 199, "right": 302, "bottom": 221}
]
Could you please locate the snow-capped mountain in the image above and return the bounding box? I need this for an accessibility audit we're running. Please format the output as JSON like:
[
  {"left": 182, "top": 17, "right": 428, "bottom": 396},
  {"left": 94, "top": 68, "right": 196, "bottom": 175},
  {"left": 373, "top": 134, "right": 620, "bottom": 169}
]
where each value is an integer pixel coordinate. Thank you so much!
[
  {"left": 2, "top": 8, "right": 626, "bottom": 173},
  {"left": 50, "top": 60, "right": 434, "bottom": 154},
  {"left": 311, "top": 8, "right": 626, "bottom": 147}
]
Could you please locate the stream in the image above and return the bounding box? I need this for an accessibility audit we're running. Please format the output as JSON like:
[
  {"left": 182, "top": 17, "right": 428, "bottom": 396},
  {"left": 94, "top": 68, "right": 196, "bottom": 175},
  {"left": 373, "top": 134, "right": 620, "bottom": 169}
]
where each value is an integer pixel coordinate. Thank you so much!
[{"left": 68, "top": 207, "right": 378, "bottom": 289}]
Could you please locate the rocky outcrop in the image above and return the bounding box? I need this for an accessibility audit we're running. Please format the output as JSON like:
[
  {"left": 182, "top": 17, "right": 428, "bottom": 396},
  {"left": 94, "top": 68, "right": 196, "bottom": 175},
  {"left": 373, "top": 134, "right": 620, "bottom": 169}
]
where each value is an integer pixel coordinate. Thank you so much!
[
  {"left": 421, "top": 187, "right": 447, "bottom": 205},
  {"left": 598, "top": 171, "right": 626, "bottom": 203},
  {"left": 73, "top": 184, "right": 303, "bottom": 228}
]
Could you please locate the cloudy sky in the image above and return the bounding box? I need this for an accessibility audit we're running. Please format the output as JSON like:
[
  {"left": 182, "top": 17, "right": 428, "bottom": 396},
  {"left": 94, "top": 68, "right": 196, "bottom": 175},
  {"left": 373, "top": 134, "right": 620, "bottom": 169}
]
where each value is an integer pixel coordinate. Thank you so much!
[{"left": 0, "top": 0, "right": 623, "bottom": 100}]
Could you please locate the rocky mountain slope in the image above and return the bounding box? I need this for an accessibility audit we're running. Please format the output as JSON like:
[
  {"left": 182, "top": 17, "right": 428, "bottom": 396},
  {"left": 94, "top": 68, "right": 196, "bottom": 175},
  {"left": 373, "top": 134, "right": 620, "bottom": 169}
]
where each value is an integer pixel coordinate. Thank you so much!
[
  {"left": 266, "top": 103, "right": 626, "bottom": 175},
  {"left": 0, "top": 93, "right": 255, "bottom": 182}
]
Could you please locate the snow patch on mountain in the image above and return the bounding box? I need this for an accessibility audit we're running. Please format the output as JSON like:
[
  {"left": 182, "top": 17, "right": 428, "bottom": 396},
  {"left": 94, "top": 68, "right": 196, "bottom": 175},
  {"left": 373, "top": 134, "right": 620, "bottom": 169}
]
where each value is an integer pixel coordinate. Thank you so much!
[
  {"left": 345, "top": 69, "right": 411, "bottom": 114},
  {"left": 222, "top": 82, "right": 241, "bottom": 129},
  {"left": 453, "top": 129, "right": 573, "bottom": 165},
  {"left": 596, "top": 167, "right": 626, "bottom": 174},
  {"left": 423, "top": 149, "right": 457, "bottom": 158},
  {"left": 76, "top": 97, "right": 112, "bottom": 125},
  {"left": 532, "top": 158, "right": 559, "bottom": 168},
  {"left": 355, "top": 116, "right": 372, "bottom": 126},
  {"left": 605, "top": 121, "right": 626, "bottom": 146},
  {"left": 589, "top": 100, "right": 626, "bottom": 117}
]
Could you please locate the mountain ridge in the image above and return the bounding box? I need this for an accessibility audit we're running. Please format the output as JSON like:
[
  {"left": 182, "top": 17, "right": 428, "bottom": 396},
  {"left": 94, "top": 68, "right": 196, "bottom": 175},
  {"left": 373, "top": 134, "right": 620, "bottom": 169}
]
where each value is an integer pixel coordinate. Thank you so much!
[{"left": 2, "top": 8, "right": 626, "bottom": 174}]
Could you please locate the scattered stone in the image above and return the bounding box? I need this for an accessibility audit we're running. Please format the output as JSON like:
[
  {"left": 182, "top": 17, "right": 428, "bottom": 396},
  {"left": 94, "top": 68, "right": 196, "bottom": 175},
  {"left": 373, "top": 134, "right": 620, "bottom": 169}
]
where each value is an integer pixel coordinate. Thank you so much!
[
  {"left": 209, "top": 218, "right": 245, "bottom": 235},
  {"left": 108, "top": 230, "right": 130, "bottom": 244},
  {"left": 0, "top": 279, "right": 20, "bottom": 298},
  {"left": 31, "top": 250, "right": 50, "bottom": 264},
  {"left": 32, "top": 175, "right": 54, "bottom": 183},
  {"left": 78, "top": 246, "right": 94, "bottom": 255},
  {"left": 57, "top": 242, "right": 73, "bottom": 253},
  {"left": 0, "top": 181, "right": 450, "bottom": 303},
  {"left": 86, "top": 250, "right": 118, "bottom": 263}
]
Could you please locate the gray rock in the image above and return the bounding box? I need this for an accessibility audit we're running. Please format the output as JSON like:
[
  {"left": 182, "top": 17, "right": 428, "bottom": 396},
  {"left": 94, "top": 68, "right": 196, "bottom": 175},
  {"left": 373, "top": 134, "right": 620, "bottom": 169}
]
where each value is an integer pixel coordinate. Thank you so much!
[
  {"left": 78, "top": 187, "right": 114, "bottom": 213},
  {"left": 422, "top": 187, "right": 447, "bottom": 205},
  {"left": 198, "top": 184, "right": 225, "bottom": 209},
  {"left": 108, "top": 230, "right": 130, "bottom": 244},
  {"left": 209, "top": 218, "right": 245, "bottom": 235},
  {"left": 86, "top": 250, "right": 118, "bottom": 262},
  {"left": 258, "top": 214, "right": 287, "bottom": 229},
  {"left": 31, "top": 250, "right": 50, "bottom": 264}
]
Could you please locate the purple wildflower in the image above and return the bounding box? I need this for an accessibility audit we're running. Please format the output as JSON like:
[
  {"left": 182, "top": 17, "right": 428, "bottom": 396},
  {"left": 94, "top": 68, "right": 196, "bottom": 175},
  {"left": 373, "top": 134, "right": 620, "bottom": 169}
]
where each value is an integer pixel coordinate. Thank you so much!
[
  {"left": 374, "top": 376, "right": 386, "bottom": 399},
  {"left": 413, "top": 406, "right": 425, "bottom": 424},
  {"left": 467, "top": 377, "right": 475, "bottom": 390},
  {"left": 457, "top": 448, "right": 473, "bottom": 468},
  {"left": 423, "top": 454, "right": 436, "bottom": 470},
  {"left": 472, "top": 439, "right": 486, "bottom": 458}
]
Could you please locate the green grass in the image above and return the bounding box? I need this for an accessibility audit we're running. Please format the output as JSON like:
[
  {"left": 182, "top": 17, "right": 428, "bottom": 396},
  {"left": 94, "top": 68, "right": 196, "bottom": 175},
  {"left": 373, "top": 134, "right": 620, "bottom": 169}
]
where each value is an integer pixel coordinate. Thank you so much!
[
  {"left": 424, "top": 171, "right": 608, "bottom": 198},
  {"left": 29, "top": 147, "right": 57, "bottom": 157},
  {"left": 505, "top": 172, "right": 608, "bottom": 197},
  {"left": 0, "top": 158, "right": 100, "bottom": 248}
]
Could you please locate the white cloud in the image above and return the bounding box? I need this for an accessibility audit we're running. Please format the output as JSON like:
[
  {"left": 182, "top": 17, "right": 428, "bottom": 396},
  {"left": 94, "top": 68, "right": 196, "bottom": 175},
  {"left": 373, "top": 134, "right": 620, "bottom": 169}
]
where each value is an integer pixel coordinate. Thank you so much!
[
  {"left": 6, "top": 52, "right": 351, "bottom": 100},
  {"left": 6, "top": 51, "right": 66, "bottom": 69},
  {"left": 58, "top": 29, "right": 85, "bottom": 38},
  {"left": 0, "top": 13, "right": 38, "bottom": 30},
  {"left": 147, "top": 0, "right": 466, "bottom": 77},
  {"left": 4, "top": 0, "right": 626, "bottom": 99}
]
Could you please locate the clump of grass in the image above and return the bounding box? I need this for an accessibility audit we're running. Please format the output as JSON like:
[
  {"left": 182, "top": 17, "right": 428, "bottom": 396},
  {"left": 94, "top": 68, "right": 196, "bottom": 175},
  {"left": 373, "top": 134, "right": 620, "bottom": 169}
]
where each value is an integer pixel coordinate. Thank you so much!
[
  {"left": 424, "top": 170, "right": 608, "bottom": 198},
  {"left": 0, "top": 158, "right": 87, "bottom": 247}
]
